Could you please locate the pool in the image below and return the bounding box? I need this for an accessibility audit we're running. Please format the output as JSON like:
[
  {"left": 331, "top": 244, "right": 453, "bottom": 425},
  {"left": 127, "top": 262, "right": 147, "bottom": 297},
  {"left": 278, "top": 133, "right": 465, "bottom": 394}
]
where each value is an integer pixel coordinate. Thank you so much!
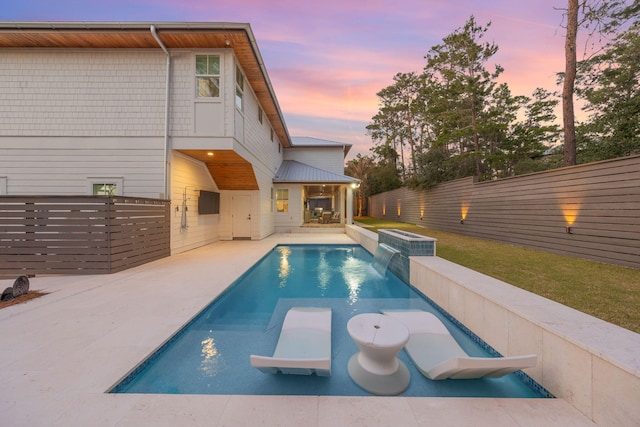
[{"left": 110, "top": 244, "right": 549, "bottom": 398}]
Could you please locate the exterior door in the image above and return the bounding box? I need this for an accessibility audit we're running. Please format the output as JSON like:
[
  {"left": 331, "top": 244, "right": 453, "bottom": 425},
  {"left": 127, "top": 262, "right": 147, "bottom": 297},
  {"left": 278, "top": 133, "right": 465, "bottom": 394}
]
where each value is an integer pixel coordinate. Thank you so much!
[{"left": 232, "top": 195, "right": 252, "bottom": 239}]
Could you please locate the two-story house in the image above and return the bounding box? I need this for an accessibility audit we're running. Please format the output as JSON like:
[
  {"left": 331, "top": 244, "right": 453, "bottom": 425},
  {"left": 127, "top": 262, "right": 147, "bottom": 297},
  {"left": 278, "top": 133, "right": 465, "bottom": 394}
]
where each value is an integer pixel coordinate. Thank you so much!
[{"left": 0, "top": 21, "right": 359, "bottom": 254}]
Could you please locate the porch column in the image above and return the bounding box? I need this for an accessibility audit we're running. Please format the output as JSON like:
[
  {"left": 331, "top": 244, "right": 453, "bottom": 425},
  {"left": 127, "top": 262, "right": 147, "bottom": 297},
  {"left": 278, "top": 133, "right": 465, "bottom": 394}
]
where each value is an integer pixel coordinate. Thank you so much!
[{"left": 346, "top": 185, "right": 354, "bottom": 224}]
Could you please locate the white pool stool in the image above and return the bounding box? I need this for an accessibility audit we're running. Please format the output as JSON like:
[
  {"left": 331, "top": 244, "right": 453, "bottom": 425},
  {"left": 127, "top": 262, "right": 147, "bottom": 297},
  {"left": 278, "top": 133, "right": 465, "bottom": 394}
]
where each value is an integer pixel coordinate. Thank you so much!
[{"left": 347, "top": 313, "right": 410, "bottom": 395}]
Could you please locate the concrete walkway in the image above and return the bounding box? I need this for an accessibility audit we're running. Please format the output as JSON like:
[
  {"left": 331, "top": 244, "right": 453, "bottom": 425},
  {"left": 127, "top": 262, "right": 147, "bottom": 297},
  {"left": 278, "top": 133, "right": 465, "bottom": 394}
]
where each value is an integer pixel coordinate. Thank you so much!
[{"left": 0, "top": 233, "right": 596, "bottom": 426}]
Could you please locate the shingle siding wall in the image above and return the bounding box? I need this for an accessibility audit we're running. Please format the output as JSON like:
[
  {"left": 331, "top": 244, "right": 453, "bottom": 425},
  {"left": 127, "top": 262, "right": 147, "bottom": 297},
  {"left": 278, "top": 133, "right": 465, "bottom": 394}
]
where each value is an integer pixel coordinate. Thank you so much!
[
  {"left": 168, "top": 51, "right": 195, "bottom": 137},
  {"left": 0, "top": 47, "right": 286, "bottom": 239},
  {"left": 0, "top": 50, "right": 166, "bottom": 136}
]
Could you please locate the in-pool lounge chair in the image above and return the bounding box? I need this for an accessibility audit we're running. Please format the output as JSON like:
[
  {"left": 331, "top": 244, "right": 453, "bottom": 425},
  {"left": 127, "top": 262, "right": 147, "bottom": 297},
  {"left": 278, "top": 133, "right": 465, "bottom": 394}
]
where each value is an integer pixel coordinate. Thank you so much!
[
  {"left": 250, "top": 307, "right": 332, "bottom": 376},
  {"left": 382, "top": 310, "right": 536, "bottom": 380}
]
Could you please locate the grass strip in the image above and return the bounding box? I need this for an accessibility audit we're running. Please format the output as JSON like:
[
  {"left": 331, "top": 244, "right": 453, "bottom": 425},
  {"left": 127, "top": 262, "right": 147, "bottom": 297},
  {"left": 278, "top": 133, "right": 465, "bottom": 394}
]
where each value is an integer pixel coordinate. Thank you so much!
[{"left": 355, "top": 217, "right": 640, "bottom": 334}]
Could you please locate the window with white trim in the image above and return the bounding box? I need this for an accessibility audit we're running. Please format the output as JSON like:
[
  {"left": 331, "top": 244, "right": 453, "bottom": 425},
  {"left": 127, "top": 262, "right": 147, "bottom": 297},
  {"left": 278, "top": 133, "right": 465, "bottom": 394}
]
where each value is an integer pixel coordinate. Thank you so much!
[
  {"left": 276, "top": 189, "right": 288, "bottom": 212},
  {"left": 196, "top": 55, "right": 221, "bottom": 98},
  {"left": 88, "top": 178, "right": 123, "bottom": 196},
  {"left": 235, "top": 65, "right": 244, "bottom": 110}
]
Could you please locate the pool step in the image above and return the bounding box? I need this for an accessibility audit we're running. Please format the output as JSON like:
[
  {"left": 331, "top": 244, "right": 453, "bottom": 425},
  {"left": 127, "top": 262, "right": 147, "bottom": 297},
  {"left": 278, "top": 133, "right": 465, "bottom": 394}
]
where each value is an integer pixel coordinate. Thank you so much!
[{"left": 207, "top": 312, "right": 272, "bottom": 331}]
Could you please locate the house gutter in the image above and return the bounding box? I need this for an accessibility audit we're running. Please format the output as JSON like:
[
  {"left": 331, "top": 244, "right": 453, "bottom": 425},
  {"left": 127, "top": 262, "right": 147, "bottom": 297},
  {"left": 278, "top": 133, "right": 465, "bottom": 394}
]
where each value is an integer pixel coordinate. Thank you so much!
[{"left": 150, "top": 25, "right": 171, "bottom": 199}]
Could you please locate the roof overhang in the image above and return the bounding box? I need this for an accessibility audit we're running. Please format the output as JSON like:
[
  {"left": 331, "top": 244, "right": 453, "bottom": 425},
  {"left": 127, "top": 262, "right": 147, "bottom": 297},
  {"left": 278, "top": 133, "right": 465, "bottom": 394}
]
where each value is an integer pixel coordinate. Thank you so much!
[
  {"left": 178, "top": 150, "right": 259, "bottom": 191},
  {"left": 0, "top": 21, "right": 291, "bottom": 148},
  {"left": 274, "top": 160, "right": 360, "bottom": 184}
]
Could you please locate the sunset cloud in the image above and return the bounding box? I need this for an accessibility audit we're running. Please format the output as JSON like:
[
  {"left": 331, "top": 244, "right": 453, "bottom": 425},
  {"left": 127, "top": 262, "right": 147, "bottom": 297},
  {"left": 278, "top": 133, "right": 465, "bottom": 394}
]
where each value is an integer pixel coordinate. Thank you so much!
[{"left": 4, "top": 0, "right": 579, "bottom": 160}]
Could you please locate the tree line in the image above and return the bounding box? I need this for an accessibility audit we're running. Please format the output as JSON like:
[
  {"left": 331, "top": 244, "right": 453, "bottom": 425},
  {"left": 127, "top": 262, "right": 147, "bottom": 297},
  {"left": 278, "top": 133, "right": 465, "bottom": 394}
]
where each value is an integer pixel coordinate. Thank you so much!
[{"left": 347, "top": 1, "right": 639, "bottom": 216}]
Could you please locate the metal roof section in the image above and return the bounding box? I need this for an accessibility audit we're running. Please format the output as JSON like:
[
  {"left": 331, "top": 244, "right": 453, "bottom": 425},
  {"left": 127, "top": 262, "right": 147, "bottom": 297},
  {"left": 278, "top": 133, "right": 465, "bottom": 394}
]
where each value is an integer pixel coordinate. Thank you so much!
[
  {"left": 290, "top": 136, "right": 352, "bottom": 157},
  {"left": 0, "top": 21, "right": 292, "bottom": 148},
  {"left": 274, "top": 160, "right": 360, "bottom": 184}
]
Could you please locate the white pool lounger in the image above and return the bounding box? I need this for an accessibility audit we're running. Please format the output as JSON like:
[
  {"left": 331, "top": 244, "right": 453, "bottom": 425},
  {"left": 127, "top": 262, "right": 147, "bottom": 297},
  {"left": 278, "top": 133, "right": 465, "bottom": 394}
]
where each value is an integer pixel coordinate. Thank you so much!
[
  {"left": 381, "top": 310, "right": 537, "bottom": 380},
  {"left": 250, "top": 307, "right": 332, "bottom": 376}
]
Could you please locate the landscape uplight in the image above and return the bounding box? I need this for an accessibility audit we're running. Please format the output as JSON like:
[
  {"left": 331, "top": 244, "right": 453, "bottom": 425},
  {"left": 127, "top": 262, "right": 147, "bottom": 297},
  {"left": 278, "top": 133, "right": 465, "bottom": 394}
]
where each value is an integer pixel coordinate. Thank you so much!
[
  {"left": 561, "top": 202, "right": 581, "bottom": 235},
  {"left": 460, "top": 202, "right": 469, "bottom": 224}
]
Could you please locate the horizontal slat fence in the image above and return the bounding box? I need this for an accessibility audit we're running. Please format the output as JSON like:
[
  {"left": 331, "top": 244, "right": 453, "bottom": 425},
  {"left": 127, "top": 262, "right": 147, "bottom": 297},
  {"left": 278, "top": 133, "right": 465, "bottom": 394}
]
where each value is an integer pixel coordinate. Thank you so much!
[
  {"left": 369, "top": 155, "right": 640, "bottom": 270},
  {"left": 0, "top": 196, "right": 170, "bottom": 279}
]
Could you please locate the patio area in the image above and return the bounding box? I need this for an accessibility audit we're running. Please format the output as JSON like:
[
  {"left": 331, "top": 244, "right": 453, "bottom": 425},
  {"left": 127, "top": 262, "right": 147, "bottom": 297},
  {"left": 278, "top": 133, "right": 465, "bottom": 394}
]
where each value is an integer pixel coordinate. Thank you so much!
[{"left": 0, "top": 233, "right": 595, "bottom": 426}]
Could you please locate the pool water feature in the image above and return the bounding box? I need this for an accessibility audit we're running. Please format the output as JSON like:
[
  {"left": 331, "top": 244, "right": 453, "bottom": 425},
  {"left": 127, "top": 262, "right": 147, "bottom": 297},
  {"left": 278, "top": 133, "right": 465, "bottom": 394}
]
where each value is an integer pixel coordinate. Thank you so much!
[
  {"left": 110, "top": 244, "right": 549, "bottom": 398},
  {"left": 377, "top": 229, "right": 436, "bottom": 282},
  {"left": 372, "top": 242, "right": 399, "bottom": 275}
]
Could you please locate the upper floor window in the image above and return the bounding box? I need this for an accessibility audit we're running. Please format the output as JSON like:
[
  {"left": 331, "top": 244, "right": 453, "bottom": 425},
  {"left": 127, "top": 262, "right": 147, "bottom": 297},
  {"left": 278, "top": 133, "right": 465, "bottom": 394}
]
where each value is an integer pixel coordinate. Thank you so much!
[
  {"left": 235, "top": 65, "right": 244, "bottom": 110},
  {"left": 196, "top": 55, "right": 220, "bottom": 98},
  {"left": 258, "top": 107, "right": 263, "bottom": 124}
]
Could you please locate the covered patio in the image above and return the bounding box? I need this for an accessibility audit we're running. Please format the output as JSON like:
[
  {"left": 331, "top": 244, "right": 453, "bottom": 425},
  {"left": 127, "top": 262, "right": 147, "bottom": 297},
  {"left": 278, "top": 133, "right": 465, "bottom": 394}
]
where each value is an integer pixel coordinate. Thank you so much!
[{"left": 273, "top": 160, "right": 360, "bottom": 230}]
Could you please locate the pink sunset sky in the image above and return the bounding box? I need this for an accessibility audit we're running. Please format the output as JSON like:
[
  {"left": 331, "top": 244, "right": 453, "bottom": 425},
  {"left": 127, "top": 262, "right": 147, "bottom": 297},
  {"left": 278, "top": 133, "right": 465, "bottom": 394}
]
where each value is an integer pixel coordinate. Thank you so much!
[{"left": 4, "top": 0, "right": 584, "bottom": 161}]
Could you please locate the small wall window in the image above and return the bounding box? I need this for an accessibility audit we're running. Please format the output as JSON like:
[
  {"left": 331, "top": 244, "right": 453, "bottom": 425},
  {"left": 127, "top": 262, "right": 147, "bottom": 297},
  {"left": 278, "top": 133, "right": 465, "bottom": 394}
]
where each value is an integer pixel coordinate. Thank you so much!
[
  {"left": 235, "top": 65, "right": 244, "bottom": 110},
  {"left": 270, "top": 128, "right": 274, "bottom": 141},
  {"left": 276, "top": 189, "right": 288, "bottom": 212},
  {"left": 258, "top": 107, "right": 263, "bottom": 124},
  {"left": 88, "top": 177, "right": 123, "bottom": 196},
  {"left": 196, "top": 55, "right": 221, "bottom": 98},
  {"left": 93, "top": 184, "right": 118, "bottom": 196}
]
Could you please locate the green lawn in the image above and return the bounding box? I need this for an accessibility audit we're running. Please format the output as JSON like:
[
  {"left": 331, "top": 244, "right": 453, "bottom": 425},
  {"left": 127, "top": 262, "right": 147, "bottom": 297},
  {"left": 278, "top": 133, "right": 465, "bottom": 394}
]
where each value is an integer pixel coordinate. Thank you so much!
[{"left": 355, "top": 217, "right": 640, "bottom": 334}]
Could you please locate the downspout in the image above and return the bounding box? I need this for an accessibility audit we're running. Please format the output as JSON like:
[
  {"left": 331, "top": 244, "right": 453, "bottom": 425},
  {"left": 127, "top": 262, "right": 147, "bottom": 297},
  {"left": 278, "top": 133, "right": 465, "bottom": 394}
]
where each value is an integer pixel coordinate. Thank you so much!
[{"left": 150, "top": 25, "right": 171, "bottom": 199}]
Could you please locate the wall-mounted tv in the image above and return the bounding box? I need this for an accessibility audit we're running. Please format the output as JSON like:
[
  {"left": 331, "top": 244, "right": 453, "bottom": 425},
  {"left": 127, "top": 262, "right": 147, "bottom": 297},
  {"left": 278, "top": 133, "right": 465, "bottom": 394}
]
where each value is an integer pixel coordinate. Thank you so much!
[{"left": 198, "top": 190, "right": 220, "bottom": 214}]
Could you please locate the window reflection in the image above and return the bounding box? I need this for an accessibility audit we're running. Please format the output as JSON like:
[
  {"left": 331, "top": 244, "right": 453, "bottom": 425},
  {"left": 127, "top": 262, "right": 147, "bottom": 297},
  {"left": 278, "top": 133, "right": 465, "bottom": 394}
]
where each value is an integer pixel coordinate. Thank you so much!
[
  {"left": 278, "top": 246, "right": 292, "bottom": 287},
  {"left": 316, "top": 252, "right": 331, "bottom": 292},
  {"left": 341, "top": 255, "right": 365, "bottom": 304},
  {"left": 200, "top": 336, "right": 225, "bottom": 376}
]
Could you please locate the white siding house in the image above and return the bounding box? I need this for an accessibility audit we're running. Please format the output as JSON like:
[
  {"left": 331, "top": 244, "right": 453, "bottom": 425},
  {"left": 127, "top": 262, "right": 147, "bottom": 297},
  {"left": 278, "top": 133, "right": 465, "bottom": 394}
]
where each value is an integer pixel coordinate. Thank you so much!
[{"left": 0, "top": 22, "right": 358, "bottom": 253}]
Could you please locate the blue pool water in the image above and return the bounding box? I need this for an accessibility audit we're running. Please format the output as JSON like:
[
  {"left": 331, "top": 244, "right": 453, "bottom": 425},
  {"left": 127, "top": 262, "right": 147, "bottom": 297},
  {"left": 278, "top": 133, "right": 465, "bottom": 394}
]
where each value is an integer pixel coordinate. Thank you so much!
[{"left": 111, "top": 244, "right": 549, "bottom": 398}]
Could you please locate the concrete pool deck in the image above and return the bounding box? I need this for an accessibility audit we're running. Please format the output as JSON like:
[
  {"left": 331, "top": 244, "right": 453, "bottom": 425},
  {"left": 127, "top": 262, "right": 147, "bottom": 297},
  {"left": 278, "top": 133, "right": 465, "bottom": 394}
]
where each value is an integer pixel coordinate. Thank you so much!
[{"left": 0, "top": 233, "right": 596, "bottom": 426}]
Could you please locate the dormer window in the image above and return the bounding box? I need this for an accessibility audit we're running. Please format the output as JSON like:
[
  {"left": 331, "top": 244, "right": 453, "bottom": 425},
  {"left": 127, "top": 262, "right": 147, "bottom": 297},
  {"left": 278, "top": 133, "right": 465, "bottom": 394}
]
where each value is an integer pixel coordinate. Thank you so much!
[{"left": 196, "top": 55, "right": 220, "bottom": 98}]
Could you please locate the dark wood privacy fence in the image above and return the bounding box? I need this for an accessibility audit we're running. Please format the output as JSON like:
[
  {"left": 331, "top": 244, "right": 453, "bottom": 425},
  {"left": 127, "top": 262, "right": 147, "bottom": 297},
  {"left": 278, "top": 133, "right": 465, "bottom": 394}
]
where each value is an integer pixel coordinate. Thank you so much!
[
  {"left": 368, "top": 155, "right": 640, "bottom": 270},
  {"left": 0, "top": 196, "right": 170, "bottom": 278}
]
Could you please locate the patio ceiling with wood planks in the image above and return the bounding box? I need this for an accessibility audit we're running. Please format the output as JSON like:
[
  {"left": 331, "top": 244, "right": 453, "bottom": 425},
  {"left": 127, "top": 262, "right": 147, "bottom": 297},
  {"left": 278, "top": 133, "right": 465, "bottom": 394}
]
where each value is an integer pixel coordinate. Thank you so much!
[{"left": 178, "top": 150, "right": 259, "bottom": 191}]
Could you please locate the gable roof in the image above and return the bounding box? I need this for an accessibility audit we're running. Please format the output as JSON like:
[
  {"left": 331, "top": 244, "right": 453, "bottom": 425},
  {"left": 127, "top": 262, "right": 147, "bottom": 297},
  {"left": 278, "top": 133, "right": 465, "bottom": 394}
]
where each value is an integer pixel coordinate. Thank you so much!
[
  {"left": 0, "top": 21, "right": 291, "bottom": 148},
  {"left": 291, "top": 136, "right": 352, "bottom": 157},
  {"left": 274, "top": 160, "right": 359, "bottom": 184}
]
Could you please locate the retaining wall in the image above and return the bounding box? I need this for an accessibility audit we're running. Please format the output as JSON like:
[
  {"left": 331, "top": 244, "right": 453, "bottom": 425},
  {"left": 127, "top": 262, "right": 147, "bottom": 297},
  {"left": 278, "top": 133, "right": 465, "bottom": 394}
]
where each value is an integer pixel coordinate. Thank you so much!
[{"left": 346, "top": 224, "right": 640, "bottom": 426}]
